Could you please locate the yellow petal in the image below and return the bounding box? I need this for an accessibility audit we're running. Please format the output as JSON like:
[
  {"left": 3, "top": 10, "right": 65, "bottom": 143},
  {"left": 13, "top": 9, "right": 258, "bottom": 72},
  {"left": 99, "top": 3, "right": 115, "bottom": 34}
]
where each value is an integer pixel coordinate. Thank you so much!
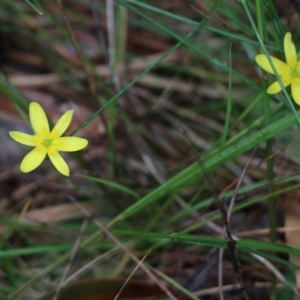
[
  {"left": 255, "top": 54, "right": 289, "bottom": 75},
  {"left": 291, "top": 78, "right": 300, "bottom": 105},
  {"left": 30, "top": 102, "right": 50, "bottom": 135},
  {"left": 284, "top": 32, "right": 296, "bottom": 63},
  {"left": 267, "top": 79, "right": 291, "bottom": 94},
  {"left": 9, "top": 131, "right": 35, "bottom": 146},
  {"left": 52, "top": 110, "right": 73, "bottom": 137},
  {"left": 20, "top": 148, "right": 47, "bottom": 173},
  {"left": 48, "top": 152, "right": 69, "bottom": 176},
  {"left": 55, "top": 137, "right": 88, "bottom": 152}
]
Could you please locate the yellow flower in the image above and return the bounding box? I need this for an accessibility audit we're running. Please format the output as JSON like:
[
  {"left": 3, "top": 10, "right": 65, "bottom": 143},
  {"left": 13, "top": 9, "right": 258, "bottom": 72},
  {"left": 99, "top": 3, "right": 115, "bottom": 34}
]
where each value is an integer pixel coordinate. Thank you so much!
[
  {"left": 9, "top": 102, "right": 88, "bottom": 176},
  {"left": 255, "top": 32, "right": 300, "bottom": 105}
]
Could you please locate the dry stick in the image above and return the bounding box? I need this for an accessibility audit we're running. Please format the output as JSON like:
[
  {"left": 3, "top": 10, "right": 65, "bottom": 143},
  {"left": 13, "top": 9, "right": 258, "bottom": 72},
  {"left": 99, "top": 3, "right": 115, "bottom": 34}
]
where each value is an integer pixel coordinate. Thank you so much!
[
  {"left": 105, "top": 0, "right": 123, "bottom": 176},
  {"left": 180, "top": 128, "right": 228, "bottom": 295},
  {"left": 52, "top": 219, "right": 88, "bottom": 300},
  {"left": 216, "top": 144, "right": 284, "bottom": 297},
  {"left": 182, "top": 128, "right": 272, "bottom": 300},
  {"left": 107, "top": 0, "right": 129, "bottom": 95},
  {"left": 227, "top": 148, "right": 256, "bottom": 220},
  {"left": 180, "top": 127, "right": 251, "bottom": 299},
  {"left": 218, "top": 203, "right": 249, "bottom": 300},
  {"left": 217, "top": 149, "right": 300, "bottom": 299},
  {"left": 113, "top": 250, "right": 151, "bottom": 300},
  {"left": 182, "top": 128, "right": 244, "bottom": 300},
  {"left": 105, "top": 0, "right": 124, "bottom": 93},
  {"left": 218, "top": 146, "right": 283, "bottom": 300},
  {"left": 66, "top": 194, "right": 178, "bottom": 300},
  {"left": 209, "top": 210, "right": 300, "bottom": 297},
  {"left": 217, "top": 149, "right": 255, "bottom": 300},
  {"left": 203, "top": 220, "right": 300, "bottom": 296}
]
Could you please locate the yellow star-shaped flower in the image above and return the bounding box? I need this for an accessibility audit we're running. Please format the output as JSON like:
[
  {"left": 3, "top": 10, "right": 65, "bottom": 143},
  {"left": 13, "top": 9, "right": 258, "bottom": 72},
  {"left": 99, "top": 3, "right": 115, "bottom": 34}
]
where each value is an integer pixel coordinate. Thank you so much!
[
  {"left": 9, "top": 102, "right": 88, "bottom": 176},
  {"left": 255, "top": 32, "right": 300, "bottom": 105}
]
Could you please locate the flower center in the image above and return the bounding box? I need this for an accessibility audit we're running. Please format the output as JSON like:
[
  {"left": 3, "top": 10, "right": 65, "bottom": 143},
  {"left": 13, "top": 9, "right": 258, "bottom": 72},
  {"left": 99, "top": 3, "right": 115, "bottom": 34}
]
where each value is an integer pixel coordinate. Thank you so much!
[
  {"left": 34, "top": 128, "right": 59, "bottom": 152},
  {"left": 288, "top": 56, "right": 300, "bottom": 79}
]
